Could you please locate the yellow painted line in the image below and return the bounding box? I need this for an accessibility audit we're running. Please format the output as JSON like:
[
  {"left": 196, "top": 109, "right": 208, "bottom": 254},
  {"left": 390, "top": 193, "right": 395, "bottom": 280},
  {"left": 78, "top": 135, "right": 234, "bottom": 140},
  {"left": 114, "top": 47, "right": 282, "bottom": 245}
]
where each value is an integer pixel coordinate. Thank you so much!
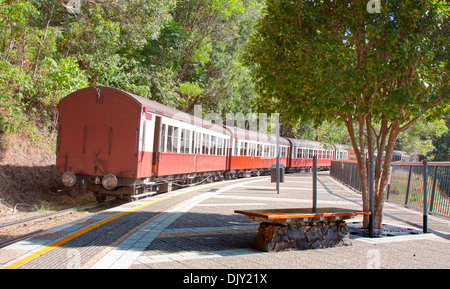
[{"left": 4, "top": 177, "right": 266, "bottom": 269}]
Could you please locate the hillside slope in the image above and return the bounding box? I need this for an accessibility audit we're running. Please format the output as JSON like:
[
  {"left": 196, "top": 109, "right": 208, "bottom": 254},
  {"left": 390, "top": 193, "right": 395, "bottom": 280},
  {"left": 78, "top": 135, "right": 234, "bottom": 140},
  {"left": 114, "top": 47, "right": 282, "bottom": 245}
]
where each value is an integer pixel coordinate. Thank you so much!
[{"left": 0, "top": 133, "right": 67, "bottom": 216}]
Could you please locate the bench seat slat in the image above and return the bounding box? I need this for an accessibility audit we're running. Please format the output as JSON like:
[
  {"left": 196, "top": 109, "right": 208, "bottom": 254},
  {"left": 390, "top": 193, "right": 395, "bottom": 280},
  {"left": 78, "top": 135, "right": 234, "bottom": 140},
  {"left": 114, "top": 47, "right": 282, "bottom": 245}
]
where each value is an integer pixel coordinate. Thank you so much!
[{"left": 235, "top": 207, "right": 371, "bottom": 220}]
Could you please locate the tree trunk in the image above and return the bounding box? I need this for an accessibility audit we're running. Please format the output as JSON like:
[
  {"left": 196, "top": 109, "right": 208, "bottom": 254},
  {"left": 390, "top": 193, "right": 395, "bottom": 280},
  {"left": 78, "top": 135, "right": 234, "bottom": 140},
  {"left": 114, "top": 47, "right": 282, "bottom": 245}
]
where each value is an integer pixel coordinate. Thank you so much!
[
  {"left": 373, "top": 122, "right": 400, "bottom": 228},
  {"left": 340, "top": 112, "right": 404, "bottom": 229}
]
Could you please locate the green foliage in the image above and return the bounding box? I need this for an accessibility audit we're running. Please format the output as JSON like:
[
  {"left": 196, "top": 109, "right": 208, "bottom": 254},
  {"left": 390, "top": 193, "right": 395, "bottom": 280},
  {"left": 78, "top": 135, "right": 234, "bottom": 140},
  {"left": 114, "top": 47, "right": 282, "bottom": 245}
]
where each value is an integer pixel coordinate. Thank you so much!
[
  {"left": 0, "top": 0, "right": 263, "bottom": 145},
  {"left": 244, "top": 0, "right": 449, "bottom": 227},
  {"left": 34, "top": 57, "right": 89, "bottom": 107},
  {"left": 397, "top": 118, "right": 449, "bottom": 160},
  {"left": 245, "top": 0, "right": 449, "bottom": 126}
]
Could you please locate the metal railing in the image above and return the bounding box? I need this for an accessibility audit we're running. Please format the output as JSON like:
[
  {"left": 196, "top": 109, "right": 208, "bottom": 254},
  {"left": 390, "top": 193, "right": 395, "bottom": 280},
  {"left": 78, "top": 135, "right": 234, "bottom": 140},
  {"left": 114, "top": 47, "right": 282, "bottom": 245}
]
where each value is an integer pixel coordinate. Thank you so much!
[
  {"left": 330, "top": 160, "right": 450, "bottom": 218},
  {"left": 330, "top": 160, "right": 362, "bottom": 192},
  {"left": 388, "top": 162, "right": 450, "bottom": 217}
]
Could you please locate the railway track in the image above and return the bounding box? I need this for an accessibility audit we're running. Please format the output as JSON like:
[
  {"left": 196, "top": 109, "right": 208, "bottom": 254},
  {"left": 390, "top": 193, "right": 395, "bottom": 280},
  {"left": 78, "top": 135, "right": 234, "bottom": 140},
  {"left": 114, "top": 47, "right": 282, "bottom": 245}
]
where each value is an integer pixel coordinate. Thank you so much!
[{"left": 0, "top": 199, "right": 120, "bottom": 249}]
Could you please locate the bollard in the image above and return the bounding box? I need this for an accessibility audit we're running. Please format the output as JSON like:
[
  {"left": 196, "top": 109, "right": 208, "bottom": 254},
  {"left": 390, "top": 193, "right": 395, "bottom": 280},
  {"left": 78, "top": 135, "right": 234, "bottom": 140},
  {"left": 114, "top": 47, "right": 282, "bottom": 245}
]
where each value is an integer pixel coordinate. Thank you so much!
[
  {"left": 312, "top": 156, "right": 317, "bottom": 211},
  {"left": 423, "top": 159, "right": 428, "bottom": 233}
]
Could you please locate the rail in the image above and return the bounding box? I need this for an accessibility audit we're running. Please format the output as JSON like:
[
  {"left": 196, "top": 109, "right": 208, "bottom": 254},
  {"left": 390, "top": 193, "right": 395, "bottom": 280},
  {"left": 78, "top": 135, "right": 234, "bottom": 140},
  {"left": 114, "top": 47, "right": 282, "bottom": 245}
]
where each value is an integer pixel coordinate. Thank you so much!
[{"left": 330, "top": 160, "right": 450, "bottom": 218}]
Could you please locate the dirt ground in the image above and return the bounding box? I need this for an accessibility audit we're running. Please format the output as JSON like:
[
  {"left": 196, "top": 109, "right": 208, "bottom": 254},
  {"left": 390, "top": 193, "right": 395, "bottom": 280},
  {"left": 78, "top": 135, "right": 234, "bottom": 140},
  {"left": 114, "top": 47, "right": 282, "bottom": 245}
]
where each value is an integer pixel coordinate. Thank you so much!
[{"left": 0, "top": 132, "right": 97, "bottom": 229}]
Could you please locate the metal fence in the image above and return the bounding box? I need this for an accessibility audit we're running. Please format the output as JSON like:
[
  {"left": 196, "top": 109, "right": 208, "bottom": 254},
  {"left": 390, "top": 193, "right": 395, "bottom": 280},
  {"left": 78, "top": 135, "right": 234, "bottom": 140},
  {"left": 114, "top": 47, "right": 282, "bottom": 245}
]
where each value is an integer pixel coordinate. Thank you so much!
[
  {"left": 330, "top": 160, "right": 450, "bottom": 218},
  {"left": 330, "top": 160, "right": 362, "bottom": 192}
]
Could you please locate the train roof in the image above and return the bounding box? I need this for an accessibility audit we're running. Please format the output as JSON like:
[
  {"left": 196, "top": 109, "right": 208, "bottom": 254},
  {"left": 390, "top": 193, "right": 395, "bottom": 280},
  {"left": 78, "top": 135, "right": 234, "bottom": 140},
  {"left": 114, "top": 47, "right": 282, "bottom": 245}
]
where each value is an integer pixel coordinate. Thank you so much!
[
  {"left": 225, "top": 125, "right": 290, "bottom": 145},
  {"left": 62, "top": 86, "right": 230, "bottom": 135},
  {"left": 286, "top": 138, "right": 325, "bottom": 149},
  {"left": 60, "top": 87, "right": 330, "bottom": 148}
]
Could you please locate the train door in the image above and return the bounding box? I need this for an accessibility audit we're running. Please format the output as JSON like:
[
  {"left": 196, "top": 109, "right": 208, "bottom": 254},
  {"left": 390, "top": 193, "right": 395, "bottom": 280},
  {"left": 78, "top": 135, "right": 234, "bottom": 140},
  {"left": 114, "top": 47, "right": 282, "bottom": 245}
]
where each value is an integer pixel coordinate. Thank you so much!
[
  {"left": 82, "top": 89, "right": 141, "bottom": 177},
  {"left": 152, "top": 116, "right": 162, "bottom": 175},
  {"left": 56, "top": 92, "right": 87, "bottom": 174},
  {"left": 83, "top": 90, "right": 113, "bottom": 176}
]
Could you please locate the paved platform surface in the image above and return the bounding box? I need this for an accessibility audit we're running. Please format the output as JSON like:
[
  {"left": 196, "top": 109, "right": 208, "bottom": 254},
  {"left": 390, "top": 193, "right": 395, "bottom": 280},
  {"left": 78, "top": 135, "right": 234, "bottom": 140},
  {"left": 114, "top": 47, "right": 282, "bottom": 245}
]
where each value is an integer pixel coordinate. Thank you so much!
[{"left": 1, "top": 172, "right": 449, "bottom": 269}]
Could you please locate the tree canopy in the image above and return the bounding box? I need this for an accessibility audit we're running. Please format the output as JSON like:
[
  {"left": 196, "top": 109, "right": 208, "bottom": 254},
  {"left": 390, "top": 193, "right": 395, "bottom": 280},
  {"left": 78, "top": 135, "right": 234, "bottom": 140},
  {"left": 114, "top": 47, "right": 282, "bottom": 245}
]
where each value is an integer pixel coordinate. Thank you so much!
[
  {"left": 0, "top": 0, "right": 263, "bottom": 140},
  {"left": 244, "top": 0, "right": 449, "bottom": 227}
]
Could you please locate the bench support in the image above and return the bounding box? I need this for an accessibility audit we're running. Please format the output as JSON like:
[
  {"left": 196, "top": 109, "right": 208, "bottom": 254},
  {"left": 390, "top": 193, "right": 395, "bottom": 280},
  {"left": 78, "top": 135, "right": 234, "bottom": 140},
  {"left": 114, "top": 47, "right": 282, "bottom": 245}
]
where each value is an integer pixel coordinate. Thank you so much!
[
  {"left": 235, "top": 208, "right": 370, "bottom": 252},
  {"left": 253, "top": 220, "right": 351, "bottom": 252}
]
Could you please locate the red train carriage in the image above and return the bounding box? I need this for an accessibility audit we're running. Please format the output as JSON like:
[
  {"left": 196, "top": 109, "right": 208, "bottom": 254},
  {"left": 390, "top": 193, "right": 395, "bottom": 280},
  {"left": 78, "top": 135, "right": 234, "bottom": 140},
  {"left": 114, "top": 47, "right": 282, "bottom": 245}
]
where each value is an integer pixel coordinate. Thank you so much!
[
  {"left": 57, "top": 86, "right": 350, "bottom": 202},
  {"left": 227, "top": 126, "right": 289, "bottom": 177},
  {"left": 57, "top": 86, "right": 231, "bottom": 201}
]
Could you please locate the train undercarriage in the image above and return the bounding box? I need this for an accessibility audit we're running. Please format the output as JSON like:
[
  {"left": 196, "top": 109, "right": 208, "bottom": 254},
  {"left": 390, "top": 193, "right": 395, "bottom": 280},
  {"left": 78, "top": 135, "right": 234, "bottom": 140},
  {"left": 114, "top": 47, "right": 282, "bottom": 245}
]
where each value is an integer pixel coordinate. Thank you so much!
[{"left": 65, "top": 166, "right": 329, "bottom": 203}]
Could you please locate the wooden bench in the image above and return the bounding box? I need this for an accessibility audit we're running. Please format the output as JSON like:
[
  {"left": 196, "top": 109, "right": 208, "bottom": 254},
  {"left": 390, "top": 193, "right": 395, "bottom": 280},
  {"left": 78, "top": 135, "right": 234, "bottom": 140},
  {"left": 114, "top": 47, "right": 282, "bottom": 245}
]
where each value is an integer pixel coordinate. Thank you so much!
[{"left": 235, "top": 207, "right": 370, "bottom": 252}]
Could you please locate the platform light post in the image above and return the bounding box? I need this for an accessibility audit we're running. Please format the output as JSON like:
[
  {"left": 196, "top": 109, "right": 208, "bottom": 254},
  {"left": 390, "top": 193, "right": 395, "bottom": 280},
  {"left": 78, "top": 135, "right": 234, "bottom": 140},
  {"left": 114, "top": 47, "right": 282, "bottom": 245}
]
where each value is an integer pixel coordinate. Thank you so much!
[
  {"left": 312, "top": 156, "right": 317, "bottom": 211},
  {"left": 423, "top": 159, "right": 428, "bottom": 233},
  {"left": 276, "top": 120, "right": 280, "bottom": 195}
]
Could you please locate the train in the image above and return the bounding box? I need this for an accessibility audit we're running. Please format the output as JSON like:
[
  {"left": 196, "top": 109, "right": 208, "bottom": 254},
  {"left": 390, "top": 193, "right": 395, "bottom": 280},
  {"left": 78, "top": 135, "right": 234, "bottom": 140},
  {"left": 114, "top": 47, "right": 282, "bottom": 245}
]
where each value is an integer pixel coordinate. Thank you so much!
[{"left": 56, "top": 86, "right": 351, "bottom": 202}]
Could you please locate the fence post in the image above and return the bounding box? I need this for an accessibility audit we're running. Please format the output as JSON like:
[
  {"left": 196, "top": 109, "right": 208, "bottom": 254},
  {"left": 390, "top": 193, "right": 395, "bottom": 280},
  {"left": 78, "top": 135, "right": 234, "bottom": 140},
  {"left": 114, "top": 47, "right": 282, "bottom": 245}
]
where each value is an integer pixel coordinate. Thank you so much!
[
  {"left": 312, "top": 156, "right": 317, "bottom": 211},
  {"left": 405, "top": 165, "right": 412, "bottom": 206},
  {"left": 423, "top": 159, "right": 428, "bottom": 233},
  {"left": 430, "top": 166, "right": 438, "bottom": 213}
]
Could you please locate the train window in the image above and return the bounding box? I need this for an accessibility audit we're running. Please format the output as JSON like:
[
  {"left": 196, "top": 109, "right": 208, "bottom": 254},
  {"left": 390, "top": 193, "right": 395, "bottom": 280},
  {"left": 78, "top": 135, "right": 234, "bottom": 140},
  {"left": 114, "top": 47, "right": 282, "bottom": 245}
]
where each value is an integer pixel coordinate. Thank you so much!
[
  {"left": 186, "top": 130, "right": 192, "bottom": 153},
  {"left": 174, "top": 127, "right": 179, "bottom": 153},
  {"left": 160, "top": 124, "right": 167, "bottom": 152},
  {"left": 282, "top": 146, "right": 287, "bottom": 158},
  {"left": 249, "top": 142, "right": 254, "bottom": 156},
  {"left": 221, "top": 138, "right": 226, "bottom": 156},
  {"left": 166, "top": 126, "right": 178, "bottom": 153},
  {"left": 217, "top": 137, "right": 221, "bottom": 155},
  {"left": 211, "top": 136, "right": 217, "bottom": 155},
  {"left": 180, "top": 129, "right": 185, "bottom": 153},
  {"left": 191, "top": 132, "right": 195, "bottom": 154},
  {"left": 217, "top": 138, "right": 222, "bottom": 156},
  {"left": 216, "top": 138, "right": 221, "bottom": 156},
  {"left": 234, "top": 140, "right": 238, "bottom": 156},
  {"left": 181, "top": 129, "right": 191, "bottom": 154},
  {"left": 166, "top": 126, "right": 173, "bottom": 152},
  {"left": 193, "top": 132, "right": 200, "bottom": 154},
  {"left": 202, "top": 134, "right": 210, "bottom": 155},
  {"left": 240, "top": 141, "right": 246, "bottom": 156}
]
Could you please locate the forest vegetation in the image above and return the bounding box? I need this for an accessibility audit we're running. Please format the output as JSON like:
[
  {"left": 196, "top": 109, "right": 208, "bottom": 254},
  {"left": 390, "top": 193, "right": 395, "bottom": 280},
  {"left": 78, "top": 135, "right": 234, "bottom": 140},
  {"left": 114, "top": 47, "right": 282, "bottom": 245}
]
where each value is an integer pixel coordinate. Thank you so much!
[{"left": 0, "top": 0, "right": 448, "bottom": 165}]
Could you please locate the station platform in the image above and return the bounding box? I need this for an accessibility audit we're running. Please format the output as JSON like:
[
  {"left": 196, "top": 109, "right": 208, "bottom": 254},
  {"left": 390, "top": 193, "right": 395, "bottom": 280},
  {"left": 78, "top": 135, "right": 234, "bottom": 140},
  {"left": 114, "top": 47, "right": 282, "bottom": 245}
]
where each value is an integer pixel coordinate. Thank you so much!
[{"left": 1, "top": 172, "right": 449, "bottom": 270}]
